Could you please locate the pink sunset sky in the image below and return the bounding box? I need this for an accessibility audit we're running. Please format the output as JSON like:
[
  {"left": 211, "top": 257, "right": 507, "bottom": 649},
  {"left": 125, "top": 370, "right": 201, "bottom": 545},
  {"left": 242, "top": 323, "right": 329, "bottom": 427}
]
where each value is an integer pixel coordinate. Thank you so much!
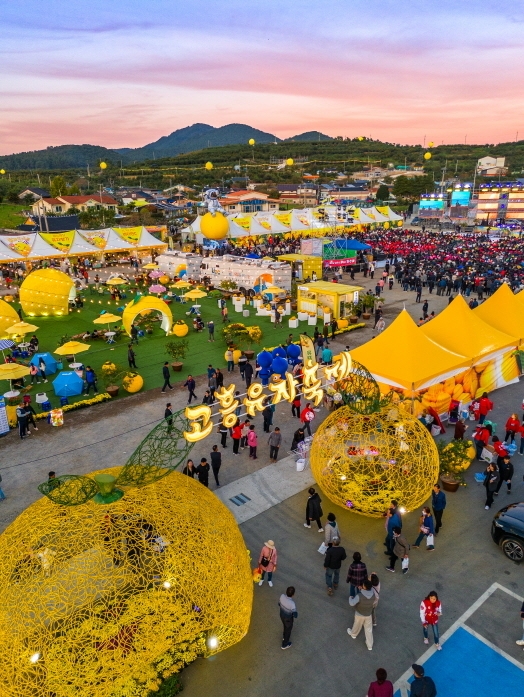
[{"left": 2, "top": 0, "right": 524, "bottom": 154}]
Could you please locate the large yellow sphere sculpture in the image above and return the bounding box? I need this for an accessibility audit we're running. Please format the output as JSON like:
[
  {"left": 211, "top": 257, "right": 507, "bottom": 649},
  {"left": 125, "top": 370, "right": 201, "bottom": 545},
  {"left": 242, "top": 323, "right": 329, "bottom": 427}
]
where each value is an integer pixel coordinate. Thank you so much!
[
  {"left": 20, "top": 268, "right": 74, "bottom": 317},
  {"left": 310, "top": 406, "right": 439, "bottom": 517},
  {"left": 0, "top": 468, "right": 253, "bottom": 697},
  {"left": 286, "top": 158, "right": 294, "bottom": 166},
  {"left": 200, "top": 211, "right": 229, "bottom": 240},
  {"left": 122, "top": 296, "right": 172, "bottom": 336},
  {"left": 100, "top": 161, "right": 107, "bottom": 169},
  {"left": 0, "top": 298, "right": 21, "bottom": 338}
]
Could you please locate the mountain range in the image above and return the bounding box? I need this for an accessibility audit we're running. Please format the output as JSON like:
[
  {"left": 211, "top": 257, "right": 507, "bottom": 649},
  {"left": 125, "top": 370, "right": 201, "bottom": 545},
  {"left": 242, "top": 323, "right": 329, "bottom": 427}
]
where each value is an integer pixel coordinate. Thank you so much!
[{"left": 0, "top": 123, "right": 332, "bottom": 170}]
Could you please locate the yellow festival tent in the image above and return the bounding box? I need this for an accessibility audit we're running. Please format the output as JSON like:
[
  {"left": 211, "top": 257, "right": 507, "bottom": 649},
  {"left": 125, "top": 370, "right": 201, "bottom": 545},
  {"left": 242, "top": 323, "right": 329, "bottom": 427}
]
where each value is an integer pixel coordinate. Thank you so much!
[
  {"left": 350, "top": 309, "right": 469, "bottom": 392},
  {"left": 421, "top": 295, "right": 517, "bottom": 362},
  {"left": 474, "top": 283, "right": 524, "bottom": 346}
]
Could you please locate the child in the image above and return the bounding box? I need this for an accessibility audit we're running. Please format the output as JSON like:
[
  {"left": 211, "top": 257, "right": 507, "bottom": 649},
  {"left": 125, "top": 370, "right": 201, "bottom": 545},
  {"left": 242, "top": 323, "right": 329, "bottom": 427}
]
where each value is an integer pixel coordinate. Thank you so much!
[{"left": 247, "top": 424, "right": 258, "bottom": 460}]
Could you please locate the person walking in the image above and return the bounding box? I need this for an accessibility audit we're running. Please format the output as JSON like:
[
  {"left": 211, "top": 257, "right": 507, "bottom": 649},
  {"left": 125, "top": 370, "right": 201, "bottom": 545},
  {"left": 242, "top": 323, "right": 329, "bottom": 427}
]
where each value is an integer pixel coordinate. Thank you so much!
[
  {"left": 496, "top": 455, "right": 514, "bottom": 495},
  {"left": 29, "top": 363, "right": 39, "bottom": 385},
  {"left": 268, "top": 427, "right": 282, "bottom": 462},
  {"left": 247, "top": 424, "right": 258, "bottom": 459},
  {"left": 386, "top": 526, "right": 410, "bottom": 573},
  {"left": 38, "top": 357, "right": 48, "bottom": 383},
  {"left": 483, "top": 462, "right": 500, "bottom": 509},
  {"left": 218, "top": 422, "right": 228, "bottom": 448},
  {"left": 346, "top": 551, "right": 368, "bottom": 598},
  {"left": 130, "top": 323, "right": 139, "bottom": 345},
  {"left": 22, "top": 396, "right": 38, "bottom": 432},
  {"left": 413, "top": 507, "right": 435, "bottom": 550},
  {"left": 240, "top": 418, "right": 251, "bottom": 450},
  {"left": 478, "top": 392, "right": 494, "bottom": 424},
  {"left": 347, "top": 578, "right": 377, "bottom": 650},
  {"left": 324, "top": 538, "right": 347, "bottom": 596},
  {"left": 221, "top": 305, "right": 229, "bottom": 323},
  {"left": 210, "top": 445, "right": 222, "bottom": 486},
  {"left": 164, "top": 402, "right": 174, "bottom": 433},
  {"left": 304, "top": 487, "right": 324, "bottom": 532},
  {"left": 384, "top": 501, "right": 402, "bottom": 555},
  {"left": 505, "top": 413, "right": 520, "bottom": 443},
  {"left": 324, "top": 512, "right": 340, "bottom": 546},
  {"left": 161, "top": 362, "right": 173, "bottom": 393},
  {"left": 300, "top": 402, "right": 315, "bottom": 437},
  {"left": 420, "top": 591, "right": 442, "bottom": 650},
  {"left": 258, "top": 540, "right": 277, "bottom": 587},
  {"left": 127, "top": 344, "right": 137, "bottom": 369},
  {"left": 291, "top": 394, "right": 301, "bottom": 418},
  {"left": 370, "top": 573, "right": 380, "bottom": 627},
  {"left": 231, "top": 420, "right": 242, "bottom": 455},
  {"left": 278, "top": 587, "right": 297, "bottom": 650},
  {"left": 207, "top": 320, "right": 215, "bottom": 342},
  {"left": 516, "top": 600, "right": 524, "bottom": 647},
  {"left": 183, "top": 375, "right": 197, "bottom": 403},
  {"left": 84, "top": 366, "right": 98, "bottom": 394},
  {"left": 473, "top": 422, "right": 491, "bottom": 460},
  {"left": 196, "top": 458, "right": 210, "bottom": 487},
  {"left": 366, "top": 668, "right": 393, "bottom": 697},
  {"left": 244, "top": 360, "right": 254, "bottom": 387},
  {"left": 410, "top": 665, "right": 437, "bottom": 697},
  {"left": 431, "top": 484, "right": 446, "bottom": 534},
  {"left": 225, "top": 348, "right": 234, "bottom": 373},
  {"left": 238, "top": 352, "right": 248, "bottom": 380},
  {"left": 16, "top": 403, "right": 29, "bottom": 439},
  {"left": 262, "top": 402, "right": 272, "bottom": 433}
]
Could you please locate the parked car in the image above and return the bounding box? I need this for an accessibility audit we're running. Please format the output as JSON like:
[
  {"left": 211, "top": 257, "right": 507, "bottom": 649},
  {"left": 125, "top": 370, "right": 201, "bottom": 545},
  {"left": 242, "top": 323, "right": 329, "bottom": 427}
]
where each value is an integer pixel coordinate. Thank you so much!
[{"left": 491, "top": 502, "right": 524, "bottom": 561}]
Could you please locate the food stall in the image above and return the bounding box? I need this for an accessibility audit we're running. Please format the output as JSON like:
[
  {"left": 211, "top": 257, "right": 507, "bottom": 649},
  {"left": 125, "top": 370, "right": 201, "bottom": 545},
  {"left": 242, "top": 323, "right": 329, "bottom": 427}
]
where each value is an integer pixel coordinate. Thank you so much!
[
  {"left": 296, "top": 281, "right": 362, "bottom": 320},
  {"left": 277, "top": 254, "right": 322, "bottom": 282}
]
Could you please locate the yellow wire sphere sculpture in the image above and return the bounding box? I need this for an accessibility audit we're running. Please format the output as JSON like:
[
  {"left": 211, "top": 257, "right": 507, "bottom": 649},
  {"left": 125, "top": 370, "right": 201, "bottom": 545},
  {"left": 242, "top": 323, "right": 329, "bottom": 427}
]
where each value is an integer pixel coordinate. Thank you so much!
[
  {"left": 0, "top": 469, "right": 253, "bottom": 697},
  {"left": 200, "top": 211, "right": 229, "bottom": 240},
  {"left": 310, "top": 406, "right": 439, "bottom": 517}
]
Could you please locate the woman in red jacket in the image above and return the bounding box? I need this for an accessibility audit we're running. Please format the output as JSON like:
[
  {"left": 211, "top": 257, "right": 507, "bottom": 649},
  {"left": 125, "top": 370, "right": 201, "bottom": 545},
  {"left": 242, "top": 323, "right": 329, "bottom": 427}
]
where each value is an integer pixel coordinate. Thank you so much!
[
  {"left": 504, "top": 413, "right": 520, "bottom": 443},
  {"left": 420, "top": 590, "right": 442, "bottom": 649},
  {"left": 231, "top": 420, "right": 242, "bottom": 455},
  {"left": 478, "top": 392, "right": 494, "bottom": 424},
  {"left": 300, "top": 402, "right": 315, "bottom": 437}
]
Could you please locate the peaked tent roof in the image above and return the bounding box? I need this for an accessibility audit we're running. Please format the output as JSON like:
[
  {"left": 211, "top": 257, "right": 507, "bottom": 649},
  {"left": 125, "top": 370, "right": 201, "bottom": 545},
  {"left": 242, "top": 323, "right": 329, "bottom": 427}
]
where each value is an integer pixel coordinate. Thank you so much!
[
  {"left": 31, "top": 234, "right": 67, "bottom": 258},
  {"left": 136, "top": 227, "right": 167, "bottom": 248},
  {"left": 421, "top": 294, "right": 517, "bottom": 360},
  {"left": 474, "top": 283, "right": 524, "bottom": 345},
  {"left": 376, "top": 205, "right": 403, "bottom": 221},
  {"left": 351, "top": 309, "right": 470, "bottom": 391},
  {"left": 0, "top": 241, "right": 25, "bottom": 261},
  {"left": 249, "top": 216, "right": 271, "bottom": 235}
]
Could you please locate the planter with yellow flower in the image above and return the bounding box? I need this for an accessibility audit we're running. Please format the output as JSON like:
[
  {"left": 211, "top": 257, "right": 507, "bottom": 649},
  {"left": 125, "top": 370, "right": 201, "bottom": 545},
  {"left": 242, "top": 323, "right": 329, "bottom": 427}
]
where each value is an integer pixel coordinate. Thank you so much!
[
  {"left": 172, "top": 320, "right": 189, "bottom": 337},
  {"left": 437, "top": 438, "right": 470, "bottom": 491}
]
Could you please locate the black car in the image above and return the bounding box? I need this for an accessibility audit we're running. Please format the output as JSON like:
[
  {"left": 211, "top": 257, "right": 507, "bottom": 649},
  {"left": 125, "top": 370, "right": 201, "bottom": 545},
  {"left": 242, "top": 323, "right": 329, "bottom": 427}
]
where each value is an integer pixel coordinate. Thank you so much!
[{"left": 491, "top": 502, "right": 524, "bottom": 561}]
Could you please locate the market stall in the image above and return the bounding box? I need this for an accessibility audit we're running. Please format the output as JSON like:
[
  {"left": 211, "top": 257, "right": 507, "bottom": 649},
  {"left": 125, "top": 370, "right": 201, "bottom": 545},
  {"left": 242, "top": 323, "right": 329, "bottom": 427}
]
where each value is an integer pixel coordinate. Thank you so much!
[
  {"left": 296, "top": 280, "right": 361, "bottom": 320},
  {"left": 277, "top": 254, "right": 322, "bottom": 281}
]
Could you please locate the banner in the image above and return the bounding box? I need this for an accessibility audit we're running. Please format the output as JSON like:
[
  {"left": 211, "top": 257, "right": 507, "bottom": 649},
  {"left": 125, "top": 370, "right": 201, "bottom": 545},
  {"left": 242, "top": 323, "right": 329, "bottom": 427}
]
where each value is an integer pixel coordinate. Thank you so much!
[
  {"left": 79, "top": 229, "right": 109, "bottom": 249},
  {"left": 0, "top": 396, "right": 9, "bottom": 436},
  {"left": 40, "top": 230, "right": 75, "bottom": 253},
  {"left": 114, "top": 227, "right": 142, "bottom": 245},
  {"left": 300, "top": 333, "right": 316, "bottom": 366},
  {"left": 0, "top": 234, "right": 33, "bottom": 257},
  {"left": 323, "top": 257, "right": 357, "bottom": 267}
]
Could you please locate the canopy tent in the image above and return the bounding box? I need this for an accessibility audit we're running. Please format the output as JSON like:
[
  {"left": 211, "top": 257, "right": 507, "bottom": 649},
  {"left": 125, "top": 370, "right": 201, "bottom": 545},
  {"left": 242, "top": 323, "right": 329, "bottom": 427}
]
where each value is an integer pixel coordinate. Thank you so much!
[
  {"left": 351, "top": 310, "right": 470, "bottom": 392},
  {"left": 421, "top": 295, "right": 517, "bottom": 362},
  {"left": 474, "top": 283, "right": 524, "bottom": 346},
  {"left": 376, "top": 205, "right": 403, "bottom": 221},
  {"left": 136, "top": 227, "right": 167, "bottom": 249},
  {"left": 366, "top": 206, "right": 390, "bottom": 223},
  {"left": 248, "top": 216, "right": 271, "bottom": 235},
  {"left": 0, "top": 242, "right": 24, "bottom": 262},
  {"left": 255, "top": 213, "right": 290, "bottom": 233},
  {"left": 333, "top": 239, "right": 371, "bottom": 251},
  {"left": 39, "top": 230, "right": 100, "bottom": 256}
]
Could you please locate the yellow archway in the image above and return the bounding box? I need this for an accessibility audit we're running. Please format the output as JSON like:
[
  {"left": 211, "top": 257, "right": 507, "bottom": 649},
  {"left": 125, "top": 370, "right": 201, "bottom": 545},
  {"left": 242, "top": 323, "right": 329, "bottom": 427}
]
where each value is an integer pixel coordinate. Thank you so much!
[
  {"left": 20, "top": 268, "right": 74, "bottom": 317},
  {"left": 0, "top": 299, "right": 20, "bottom": 338},
  {"left": 122, "top": 296, "right": 173, "bottom": 336}
]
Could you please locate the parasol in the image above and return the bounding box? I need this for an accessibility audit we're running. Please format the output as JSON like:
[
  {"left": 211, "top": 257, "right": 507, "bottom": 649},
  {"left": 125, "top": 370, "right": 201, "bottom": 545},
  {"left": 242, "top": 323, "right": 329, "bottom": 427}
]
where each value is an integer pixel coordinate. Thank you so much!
[
  {"left": 6, "top": 321, "right": 40, "bottom": 337},
  {"left": 54, "top": 341, "right": 91, "bottom": 364}
]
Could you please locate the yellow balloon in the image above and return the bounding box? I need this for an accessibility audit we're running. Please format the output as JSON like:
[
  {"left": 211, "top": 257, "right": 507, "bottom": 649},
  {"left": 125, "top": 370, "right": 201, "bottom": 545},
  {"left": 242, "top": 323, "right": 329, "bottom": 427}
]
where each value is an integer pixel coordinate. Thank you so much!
[
  {"left": 205, "top": 161, "right": 213, "bottom": 170},
  {"left": 286, "top": 158, "right": 294, "bottom": 166},
  {"left": 358, "top": 136, "right": 364, "bottom": 141},
  {"left": 200, "top": 211, "right": 229, "bottom": 240},
  {"left": 424, "top": 152, "right": 432, "bottom": 160},
  {"left": 99, "top": 162, "right": 107, "bottom": 169},
  {"left": 248, "top": 138, "right": 255, "bottom": 146},
  {"left": 428, "top": 141, "right": 434, "bottom": 148},
  {"left": 0, "top": 169, "right": 5, "bottom": 175}
]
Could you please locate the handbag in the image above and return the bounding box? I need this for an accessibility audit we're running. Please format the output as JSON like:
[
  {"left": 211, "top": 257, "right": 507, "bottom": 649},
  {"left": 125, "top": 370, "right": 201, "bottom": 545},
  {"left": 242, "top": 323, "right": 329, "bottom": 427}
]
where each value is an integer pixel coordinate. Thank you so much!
[
  {"left": 318, "top": 542, "right": 328, "bottom": 554},
  {"left": 430, "top": 424, "right": 441, "bottom": 437},
  {"left": 426, "top": 534, "right": 435, "bottom": 546},
  {"left": 260, "top": 549, "right": 273, "bottom": 568},
  {"left": 401, "top": 557, "right": 409, "bottom": 570}
]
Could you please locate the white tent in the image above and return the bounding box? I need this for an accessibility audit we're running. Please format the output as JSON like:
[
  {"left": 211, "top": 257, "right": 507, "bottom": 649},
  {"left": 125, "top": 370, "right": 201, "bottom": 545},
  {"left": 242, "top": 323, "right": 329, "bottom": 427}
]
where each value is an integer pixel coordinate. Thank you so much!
[
  {"left": 105, "top": 229, "right": 136, "bottom": 251},
  {"left": 290, "top": 209, "right": 312, "bottom": 230},
  {"left": 136, "top": 227, "right": 167, "bottom": 248},
  {"left": 31, "top": 234, "right": 67, "bottom": 258},
  {"left": 366, "top": 206, "right": 390, "bottom": 223},
  {"left": 249, "top": 216, "right": 271, "bottom": 235},
  {"left": 0, "top": 240, "right": 25, "bottom": 261},
  {"left": 254, "top": 213, "right": 290, "bottom": 233}
]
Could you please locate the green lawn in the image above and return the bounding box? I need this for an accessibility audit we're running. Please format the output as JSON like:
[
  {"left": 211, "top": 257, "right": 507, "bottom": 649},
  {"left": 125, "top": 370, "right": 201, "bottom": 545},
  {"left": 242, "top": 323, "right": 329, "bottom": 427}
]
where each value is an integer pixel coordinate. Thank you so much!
[
  {"left": 0, "top": 203, "right": 27, "bottom": 229},
  {"left": 12, "top": 292, "right": 326, "bottom": 408}
]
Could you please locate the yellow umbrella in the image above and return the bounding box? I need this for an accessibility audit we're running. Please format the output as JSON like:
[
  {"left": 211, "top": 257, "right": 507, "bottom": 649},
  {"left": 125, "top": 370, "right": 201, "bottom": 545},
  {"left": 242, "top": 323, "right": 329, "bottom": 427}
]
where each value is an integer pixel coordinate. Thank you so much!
[
  {"left": 184, "top": 289, "right": 207, "bottom": 300},
  {"left": 142, "top": 263, "right": 158, "bottom": 269},
  {"left": 0, "top": 363, "right": 31, "bottom": 381},
  {"left": 106, "top": 278, "right": 127, "bottom": 286},
  {"left": 262, "top": 285, "right": 286, "bottom": 295},
  {"left": 93, "top": 313, "right": 122, "bottom": 327},
  {"left": 54, "top": 341, "right": 91, "bottom": 363},
  {"left": 6, "top": 321, "right": 39, "bottom": 336},
  {"left": 171, "top": 280, "right": 192, "bottom": 288}
]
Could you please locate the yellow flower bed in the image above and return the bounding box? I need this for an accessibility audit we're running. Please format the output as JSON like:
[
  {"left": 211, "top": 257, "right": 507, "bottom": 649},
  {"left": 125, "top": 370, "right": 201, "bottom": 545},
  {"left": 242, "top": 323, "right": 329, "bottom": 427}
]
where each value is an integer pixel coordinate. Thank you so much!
[{"left": 35, "top": 393, "right": 111, "bottom": 420}]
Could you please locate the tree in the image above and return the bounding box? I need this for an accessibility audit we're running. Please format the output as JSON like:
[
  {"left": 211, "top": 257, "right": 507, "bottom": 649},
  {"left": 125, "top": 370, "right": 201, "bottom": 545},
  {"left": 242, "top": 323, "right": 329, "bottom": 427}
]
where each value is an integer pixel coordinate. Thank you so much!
[
  {"left": 392, "top": 175, "right": 433, "bottom": 200},
  {"left": 50, "top": 176, "right": 68, "bottom": 197},
  {"left": 78, "top": 208, "right": 116, "bottom": 229},
  {"left": 375, "top": 184, "right": 390, "bottom": 201}
]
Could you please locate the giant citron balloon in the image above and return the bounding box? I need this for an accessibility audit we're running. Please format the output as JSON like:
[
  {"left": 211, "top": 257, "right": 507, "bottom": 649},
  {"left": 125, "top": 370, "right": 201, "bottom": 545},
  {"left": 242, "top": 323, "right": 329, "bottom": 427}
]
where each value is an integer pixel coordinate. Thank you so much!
[
  {"left": 205, "top": 161, "right": 213, "bottom": 170},
  {"left": 248, "top": 138, "right": 255, "bottom": 146},
  {"left": 424, "top": 152, "right": 432, "bottom": 160},
  {"left": 200, "top": 211, "right": 229, "bottom": 240},
  {"left": 286, "top": 158, "right": 294, "bottom": 166},
  {"left": 0, "top": 169, "right": 5, "bottom": 175},
  {"left": 310, "top": 406, "right": 439, "bottom": 517},
  {"left": 0, "top": 468, "right": 253, "bottom": 697},
  {"left": 99, "top": 161, "right": 107, "bottom": 169},
  {"left": 428, "top": 141, "right": 434, "bottom": 148}
]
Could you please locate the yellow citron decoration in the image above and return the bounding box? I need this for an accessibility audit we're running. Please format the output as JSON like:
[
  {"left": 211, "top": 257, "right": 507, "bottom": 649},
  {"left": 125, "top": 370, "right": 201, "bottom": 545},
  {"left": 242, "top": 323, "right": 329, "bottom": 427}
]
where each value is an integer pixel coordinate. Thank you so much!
[
  {"left": 122, "top": 372, "right": 143, "bottom": 393},
  {"left": 310, "top": 406, "right": 439, "bottom": 517},
  {"left": 200, "top": 211, "right": 229, "bottom": 241},
  {"left": 424, "top": 152, "right": 432, "bottom": 160},
  {"left": 0, "top": 468, "right": 253, "bottom": 697},
  {"left": 205, "top": 161, "right": 213, "bottom": 170}
]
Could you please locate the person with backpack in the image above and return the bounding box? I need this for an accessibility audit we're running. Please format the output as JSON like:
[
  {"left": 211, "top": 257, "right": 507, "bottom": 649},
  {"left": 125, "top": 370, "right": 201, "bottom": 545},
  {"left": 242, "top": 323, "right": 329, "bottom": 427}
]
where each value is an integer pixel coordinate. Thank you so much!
[
  {"left": 386, "top": 526, "right": 410, "bottom": 573},
  {"left": 347, "top": 578, "right": 377, "bottom": 650},
  {"left": 258, "top": 540, "right": 277, "bottom": 587},
  {"left": 410, "top": 665, "right": 437, "bottom": 697},
  {"left": 420, "top": 591, "right": 442, "bottom": 650}
]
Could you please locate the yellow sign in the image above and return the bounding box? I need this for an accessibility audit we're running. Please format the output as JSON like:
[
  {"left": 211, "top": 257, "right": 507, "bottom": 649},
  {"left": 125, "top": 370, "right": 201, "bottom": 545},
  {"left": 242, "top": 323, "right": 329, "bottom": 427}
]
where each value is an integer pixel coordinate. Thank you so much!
[
  {"left": 183, "top": 350, "right": 353, "bottom": 441},
  {"left": 300, "top": 333, "right": 316, "bottom": 365},
  {"left": 114, "top": 226, "right": 141, "bottom": 245},
  {"left": 40, "top": 230, "right": 75, "bottom": 253},
  {"left": 79, "top": 229, "right": 109, "bottom": 249},
  {"left": 2, "top": 234, "right": 32, "bottom": 256}
]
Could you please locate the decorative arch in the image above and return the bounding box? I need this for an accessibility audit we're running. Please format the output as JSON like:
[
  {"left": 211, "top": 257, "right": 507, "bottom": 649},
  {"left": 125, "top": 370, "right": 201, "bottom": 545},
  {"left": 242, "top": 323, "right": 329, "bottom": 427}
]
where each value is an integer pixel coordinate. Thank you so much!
[
  {"left": 0, "top": 298, "right": 20, "bottom": 338},
  {"left": 122, "top": 296, "right": 173, "bottom": 336}
]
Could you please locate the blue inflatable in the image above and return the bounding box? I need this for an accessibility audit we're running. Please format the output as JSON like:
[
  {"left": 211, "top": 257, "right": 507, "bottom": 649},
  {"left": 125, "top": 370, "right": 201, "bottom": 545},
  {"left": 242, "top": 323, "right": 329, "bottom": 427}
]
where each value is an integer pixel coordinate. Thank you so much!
[
  {"left": 257, "top": 350, "right": 273, "bottom": 368},
  {"left": 270, "top": 356, "right": 288, "bottom": 378}
]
